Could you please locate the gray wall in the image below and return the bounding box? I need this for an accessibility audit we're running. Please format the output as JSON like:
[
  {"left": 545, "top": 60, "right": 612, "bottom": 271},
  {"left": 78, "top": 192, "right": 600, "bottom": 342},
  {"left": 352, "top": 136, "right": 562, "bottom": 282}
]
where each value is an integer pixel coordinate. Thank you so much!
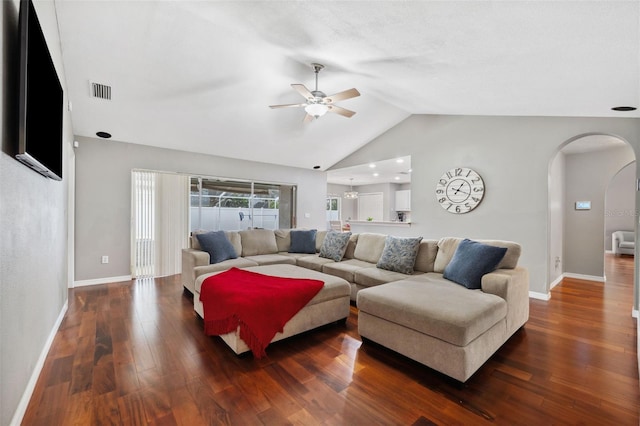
[
  {"left": 330, "top": 115, "right": 640, "bottom": 296},
  {"left": 564, "top": 146, "right": 635, "bottom": 277},
  {"left": 74, "top": 137, "right": 327, "bottom": 281},
  {"left": 605, "top": 161, "right": 636, "bottom": 250},
  {"left": 0, "top": 1, "right": 73, "bottom": 424}
]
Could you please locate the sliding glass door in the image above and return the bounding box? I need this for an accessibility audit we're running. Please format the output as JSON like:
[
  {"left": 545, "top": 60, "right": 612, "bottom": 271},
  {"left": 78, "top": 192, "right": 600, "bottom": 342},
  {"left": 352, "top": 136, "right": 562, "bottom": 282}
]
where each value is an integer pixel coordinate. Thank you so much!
[{"left": 190, "top": 177, "right": 296, "bottom": 232}]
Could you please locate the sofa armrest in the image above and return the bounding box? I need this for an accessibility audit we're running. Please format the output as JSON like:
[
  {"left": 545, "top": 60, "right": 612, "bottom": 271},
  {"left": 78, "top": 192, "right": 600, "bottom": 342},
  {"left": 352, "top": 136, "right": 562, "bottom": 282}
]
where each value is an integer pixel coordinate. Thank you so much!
[
  {"left": 612, "top": 232, "right": 621, "bottom": 253},
  {"left": 481, "top": 267, "right": 529, "bottom": 335},
  {"left": 182, "top": 248, "right": 210, "bottom": 293}
]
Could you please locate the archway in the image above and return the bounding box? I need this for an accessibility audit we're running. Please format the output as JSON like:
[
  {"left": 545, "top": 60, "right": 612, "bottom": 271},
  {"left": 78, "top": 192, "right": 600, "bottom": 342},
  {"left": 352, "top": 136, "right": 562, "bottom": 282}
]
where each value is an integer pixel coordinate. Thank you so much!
[{"left": 548, "top": 134, "right": 636, "bottom": 312}]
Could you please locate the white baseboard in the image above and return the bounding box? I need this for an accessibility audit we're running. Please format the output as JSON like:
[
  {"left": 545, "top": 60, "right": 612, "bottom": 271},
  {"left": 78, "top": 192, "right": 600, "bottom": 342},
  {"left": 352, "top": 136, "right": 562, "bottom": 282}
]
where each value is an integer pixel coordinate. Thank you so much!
[
  {"left": 549, "top": 275, "right": 563, "bottom": 290},
  {"left": 562, "top": 272, "right": 605, "bottom": 282},
  {"left": 10, "top": 300, "right": 68, "bottom": 426},
  {"left": 529, "top": 291, "right": 550, "bottom": 301},
  {"left": 73, "top": 275, "right": 132, "bottom": 288}
]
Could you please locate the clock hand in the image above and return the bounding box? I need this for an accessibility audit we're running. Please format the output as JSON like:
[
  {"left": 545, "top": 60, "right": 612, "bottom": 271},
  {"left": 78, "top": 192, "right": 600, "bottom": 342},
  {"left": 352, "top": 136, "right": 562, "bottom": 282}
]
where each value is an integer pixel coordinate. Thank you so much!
[{"left": 451, "top": 183, "right": 465, "bottom": 195}]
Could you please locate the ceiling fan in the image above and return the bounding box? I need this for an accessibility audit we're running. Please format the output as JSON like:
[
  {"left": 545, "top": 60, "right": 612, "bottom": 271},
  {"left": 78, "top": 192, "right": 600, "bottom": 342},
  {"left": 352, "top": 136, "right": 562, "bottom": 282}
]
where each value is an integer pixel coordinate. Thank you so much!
[{"left": 269, "top": 63, "right": 360, "bottom": 123}]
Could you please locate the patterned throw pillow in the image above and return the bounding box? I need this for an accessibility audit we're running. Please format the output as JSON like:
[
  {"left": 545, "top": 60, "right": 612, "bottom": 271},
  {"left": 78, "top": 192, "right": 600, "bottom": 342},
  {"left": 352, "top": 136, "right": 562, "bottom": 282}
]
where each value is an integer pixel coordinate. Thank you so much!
[
  {"left": 319, "top": 231, "right": 352, "bottom": 261},
  {"left": 196, "top": 231, "right": 238, "bottom": 264},
  {"left": 289, "top": 229, "right": 317, "bottom": 254},
  {"left": 376, "top": 235, "right": 423, "bottom": 274},
  {"left": 443, "top": 239, "right": 507, "bottom": 289}
]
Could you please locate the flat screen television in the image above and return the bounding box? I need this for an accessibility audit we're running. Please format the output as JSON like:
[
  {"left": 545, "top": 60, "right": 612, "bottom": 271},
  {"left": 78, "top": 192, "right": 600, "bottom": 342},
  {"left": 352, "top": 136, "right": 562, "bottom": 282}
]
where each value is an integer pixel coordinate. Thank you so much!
[{"left": 15, "top": 0, "right": 64, "bottom": 181}]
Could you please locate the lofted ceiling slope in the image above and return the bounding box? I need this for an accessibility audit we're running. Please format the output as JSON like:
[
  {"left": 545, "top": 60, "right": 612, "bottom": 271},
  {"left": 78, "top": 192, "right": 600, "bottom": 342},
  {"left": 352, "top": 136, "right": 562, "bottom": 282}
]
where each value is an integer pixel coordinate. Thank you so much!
[{"left": 54, "top": 1, "right": 640, "bottom": 171}]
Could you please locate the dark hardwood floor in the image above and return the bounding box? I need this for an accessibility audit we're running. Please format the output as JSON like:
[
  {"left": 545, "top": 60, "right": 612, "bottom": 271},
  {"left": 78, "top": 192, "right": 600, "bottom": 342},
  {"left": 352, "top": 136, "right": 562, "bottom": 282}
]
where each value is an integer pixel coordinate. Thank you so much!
[{"left": 22, "top": 255, "right": 639, "bottom": 425}]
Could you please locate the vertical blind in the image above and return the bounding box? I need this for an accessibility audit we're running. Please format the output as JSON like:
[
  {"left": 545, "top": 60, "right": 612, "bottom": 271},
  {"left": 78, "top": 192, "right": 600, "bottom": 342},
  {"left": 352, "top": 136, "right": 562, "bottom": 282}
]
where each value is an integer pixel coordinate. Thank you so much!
[{"left": 132, "top": 171, "right": 189, "bottom": 278}]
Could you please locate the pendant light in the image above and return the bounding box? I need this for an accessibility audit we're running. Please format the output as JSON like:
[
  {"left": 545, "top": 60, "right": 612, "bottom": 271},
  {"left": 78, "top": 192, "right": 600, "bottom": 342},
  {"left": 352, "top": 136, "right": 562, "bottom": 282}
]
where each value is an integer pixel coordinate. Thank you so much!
[{"left": 344, "top": 178, "right": 358, "bottom": 199}]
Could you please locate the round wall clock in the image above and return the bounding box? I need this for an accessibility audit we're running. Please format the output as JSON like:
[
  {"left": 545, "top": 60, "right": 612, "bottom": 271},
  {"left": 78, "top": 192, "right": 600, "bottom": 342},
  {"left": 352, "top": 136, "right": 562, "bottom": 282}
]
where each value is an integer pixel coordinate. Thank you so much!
[{"left": 436, "top": 167, "right": 485, "bottom": 214}]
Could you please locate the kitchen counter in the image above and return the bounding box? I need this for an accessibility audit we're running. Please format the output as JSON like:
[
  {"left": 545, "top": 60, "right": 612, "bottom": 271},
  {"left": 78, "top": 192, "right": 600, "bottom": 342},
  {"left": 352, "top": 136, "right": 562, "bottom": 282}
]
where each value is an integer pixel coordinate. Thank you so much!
[{"left": 348, "top": 220, "right": 411, "bottom": 227}]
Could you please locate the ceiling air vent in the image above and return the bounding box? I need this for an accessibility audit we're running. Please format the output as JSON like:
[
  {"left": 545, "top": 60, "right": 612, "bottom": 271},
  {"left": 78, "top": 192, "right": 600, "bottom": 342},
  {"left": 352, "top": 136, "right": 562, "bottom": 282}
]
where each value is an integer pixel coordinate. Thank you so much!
[{"left": 90, "top": 81, "right": 112, "bottom": 100}]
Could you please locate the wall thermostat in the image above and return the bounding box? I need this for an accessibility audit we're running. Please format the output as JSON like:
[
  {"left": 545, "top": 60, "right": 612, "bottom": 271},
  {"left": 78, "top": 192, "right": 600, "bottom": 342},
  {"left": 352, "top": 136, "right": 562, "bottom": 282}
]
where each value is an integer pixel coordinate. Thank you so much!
[{"left": 575, "top": 201, "right": 591, "bottom": 210}]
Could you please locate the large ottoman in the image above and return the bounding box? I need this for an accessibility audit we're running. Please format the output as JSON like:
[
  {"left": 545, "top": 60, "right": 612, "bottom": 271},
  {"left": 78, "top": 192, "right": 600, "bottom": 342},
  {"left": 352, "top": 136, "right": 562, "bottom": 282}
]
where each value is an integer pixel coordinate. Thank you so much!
[{"left": 194, "top": 264, "right": 351, "bottom": 355}]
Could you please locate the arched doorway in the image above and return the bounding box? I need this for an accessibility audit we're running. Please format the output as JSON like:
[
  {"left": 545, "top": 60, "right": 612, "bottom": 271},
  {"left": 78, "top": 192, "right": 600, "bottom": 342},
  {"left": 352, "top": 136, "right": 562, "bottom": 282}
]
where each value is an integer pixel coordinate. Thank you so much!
[{"left": 548, "top": 134, "right": 636, "bottom": 310}]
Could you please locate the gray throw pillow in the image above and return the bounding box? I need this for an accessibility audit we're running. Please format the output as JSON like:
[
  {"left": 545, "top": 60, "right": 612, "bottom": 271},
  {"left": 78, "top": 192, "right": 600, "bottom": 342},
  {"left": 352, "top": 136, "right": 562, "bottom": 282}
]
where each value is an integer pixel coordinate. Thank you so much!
[
  {"left": 319, "top": 231, "right": 352, "bottom": 261},
  {"left": 376, "top": 235, "right": 423, "bottom": 274},
  {"left": 443, "top": 239, "right": 507, "bottom": 289},
  {"left": 289, "top": 229, "right": 317, "bottom": 254},
  {"left": 196, "top": 231, "right": 238, "bottom": 264}
]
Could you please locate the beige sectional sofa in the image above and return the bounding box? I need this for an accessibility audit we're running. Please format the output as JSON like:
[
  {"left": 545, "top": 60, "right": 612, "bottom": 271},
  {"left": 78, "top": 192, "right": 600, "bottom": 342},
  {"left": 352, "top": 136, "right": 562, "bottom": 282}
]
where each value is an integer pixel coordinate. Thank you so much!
[{"left": 181, "top": 229, "right": 529, "bottom": 382}]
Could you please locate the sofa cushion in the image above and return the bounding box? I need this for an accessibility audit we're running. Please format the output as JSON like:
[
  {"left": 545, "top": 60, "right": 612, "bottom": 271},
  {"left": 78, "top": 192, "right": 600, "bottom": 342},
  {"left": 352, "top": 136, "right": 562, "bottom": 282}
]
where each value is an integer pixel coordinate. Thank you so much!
[
  {"left": 225, "top": 231, "right": 242, "bottom": 256},
  {"left": 297, "top": 254, "right": 335, "bottom": 272},
  {"left": 355, "top": 267, "right": 424, "bottom": 288},
  {"left": 195, "top": 231, "right": 238, "bottom": 264},
  {"left": 356, "top": 279, "right": 507, "bottom": 347},
  {"left": 434, "top": 237, "right": 521, "bottom": 272},
  {"left": 353, "top": 233, "right": 387, "bottom": 263},
  {"left": 239, "top": 229, "right": 278, "bottom": 256},
  {"left": 443, "top": 239, "right": 507, "bottom": 289},
  {"left": 343, "top": 233, "right": 359, "bottom": 259},
  {"left": 322, "top": 259, "right": 376, "bottom": 283},
  {"left": 413, "top": 239, "right": 439, "bottom": 273},
  {"left": 376, "top": 236, "right": 423, "bottom": 274},
  {"left": 274, "top": 229, "right": 291, "bottom": 252},
  {"left": 244, "top": 254, "right": 297, "bottom": 266},
  {"left": 190, "top": 230, "right": 205, "bottom": 250},
  {"left": 315, "top": 230, "right": 327, "bottom": 252},
  {"left": 290, "top": 229, "right": 317, "bottom": 254},
  {"left": 319, "top": 231, "right": 352, "bottom": 261}
]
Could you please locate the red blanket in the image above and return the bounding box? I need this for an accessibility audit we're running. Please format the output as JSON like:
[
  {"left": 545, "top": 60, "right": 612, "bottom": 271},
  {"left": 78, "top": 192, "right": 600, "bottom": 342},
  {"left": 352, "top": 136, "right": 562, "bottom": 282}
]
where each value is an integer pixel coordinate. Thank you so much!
[{"left": 199, "top": 267, "right": 324, "bottom": 358}]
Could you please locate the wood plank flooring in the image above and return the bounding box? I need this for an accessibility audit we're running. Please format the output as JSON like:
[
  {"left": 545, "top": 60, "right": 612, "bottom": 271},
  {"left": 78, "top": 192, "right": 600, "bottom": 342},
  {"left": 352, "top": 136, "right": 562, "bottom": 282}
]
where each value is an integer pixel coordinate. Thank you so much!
[{"left": 22, "top": 255, "right": 639, "bottom": 425}]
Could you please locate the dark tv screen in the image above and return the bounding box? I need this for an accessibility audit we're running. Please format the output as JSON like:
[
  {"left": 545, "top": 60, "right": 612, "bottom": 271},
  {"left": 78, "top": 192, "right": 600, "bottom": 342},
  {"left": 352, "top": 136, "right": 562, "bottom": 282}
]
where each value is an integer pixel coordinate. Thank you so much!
[{"left": 16, "top": 0, "right": 64, "bottom": 181}]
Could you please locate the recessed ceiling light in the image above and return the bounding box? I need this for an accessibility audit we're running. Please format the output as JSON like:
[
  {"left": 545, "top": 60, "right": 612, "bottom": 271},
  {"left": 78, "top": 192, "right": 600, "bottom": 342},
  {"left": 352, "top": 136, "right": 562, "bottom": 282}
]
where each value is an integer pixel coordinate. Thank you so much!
[
  {"left": 611, "top": 106, "right": 637, "bottom": 111},
  {"left": 394, "top": 176, "right": 400, "bottom": 180},
  {"left": 373, "top": 172, "right": 379, "bottom": 177},
  {"left": 408, "top": 169, "right": 413, "bottom": 173},
  {"left": 96, "top": 131, "right": 111, "bottom": 139},
  {"left": 369, "top": 163, "right": 376, "bottom": 168},
  {"left": 396, "top": 158, "right": 404, "bottom": 163}
]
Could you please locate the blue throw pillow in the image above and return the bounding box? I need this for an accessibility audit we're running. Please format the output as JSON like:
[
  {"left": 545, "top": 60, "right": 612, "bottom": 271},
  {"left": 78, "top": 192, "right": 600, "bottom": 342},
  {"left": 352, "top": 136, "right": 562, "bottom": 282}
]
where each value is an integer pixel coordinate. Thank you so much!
[
  {"left": 443, "top": 239, "right": 507, "bottom": 289},
  {"left": 196, "top": 231, "right": 238, "bottom": 264},
  {"left": 377, "top": 235, "right": 423, "bottom": 274},
  {"left": 319, "top": 231, "right": 352, "bottom": 261},
  {"left": 289, "top": 229, "right": 317, "bottom": 254}
]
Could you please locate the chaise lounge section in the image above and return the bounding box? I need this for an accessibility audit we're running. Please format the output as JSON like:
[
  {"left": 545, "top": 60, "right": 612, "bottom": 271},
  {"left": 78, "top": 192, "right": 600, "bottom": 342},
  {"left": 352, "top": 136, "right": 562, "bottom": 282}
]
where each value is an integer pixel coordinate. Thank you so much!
[{"left": 357, "top": 237, "right": 529, "bottom": 382}]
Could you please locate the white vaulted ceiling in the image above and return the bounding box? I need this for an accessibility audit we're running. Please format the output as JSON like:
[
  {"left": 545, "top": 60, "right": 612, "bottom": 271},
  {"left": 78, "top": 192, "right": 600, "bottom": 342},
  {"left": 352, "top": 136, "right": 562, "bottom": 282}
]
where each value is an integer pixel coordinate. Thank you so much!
[{"left": 54, "top": 1, "right": 640, "bottom": 171}]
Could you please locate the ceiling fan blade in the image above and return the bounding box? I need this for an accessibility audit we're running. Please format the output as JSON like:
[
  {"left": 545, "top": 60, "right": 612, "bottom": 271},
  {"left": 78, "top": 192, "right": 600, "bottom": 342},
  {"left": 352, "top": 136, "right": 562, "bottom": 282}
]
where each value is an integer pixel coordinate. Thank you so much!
[
  {"left": 303, "top": 113, "right": 315, "bottom": 123},
  {"left": 324, "top": 88, "right": 360, "bottom": 103},
  {"left": 291, "top": 84, "right": 315, "bottom": 101},
  {"left": 327, "top": 105, "right": 356, "bottom": 118},
  {"left": 269, "top": 103, "right": 307, "bottom": 109}
]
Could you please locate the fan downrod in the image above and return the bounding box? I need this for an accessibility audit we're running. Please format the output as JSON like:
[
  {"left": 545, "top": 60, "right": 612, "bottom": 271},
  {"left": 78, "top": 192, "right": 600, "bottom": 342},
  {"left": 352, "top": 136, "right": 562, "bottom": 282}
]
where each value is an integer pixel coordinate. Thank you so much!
[{"left": 311, "top": 63, "right": 325, "bottom": 73}]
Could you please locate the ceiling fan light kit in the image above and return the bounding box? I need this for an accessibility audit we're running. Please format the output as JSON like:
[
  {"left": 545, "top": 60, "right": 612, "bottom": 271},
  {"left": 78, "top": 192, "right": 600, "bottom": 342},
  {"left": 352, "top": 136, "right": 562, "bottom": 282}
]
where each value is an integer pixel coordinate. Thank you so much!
[
  {"left": 305, "top": 103, "right": 329, "bottom": 117},
  {"left": 270, "top": 63, "right": 360, "bottom": 122}
]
